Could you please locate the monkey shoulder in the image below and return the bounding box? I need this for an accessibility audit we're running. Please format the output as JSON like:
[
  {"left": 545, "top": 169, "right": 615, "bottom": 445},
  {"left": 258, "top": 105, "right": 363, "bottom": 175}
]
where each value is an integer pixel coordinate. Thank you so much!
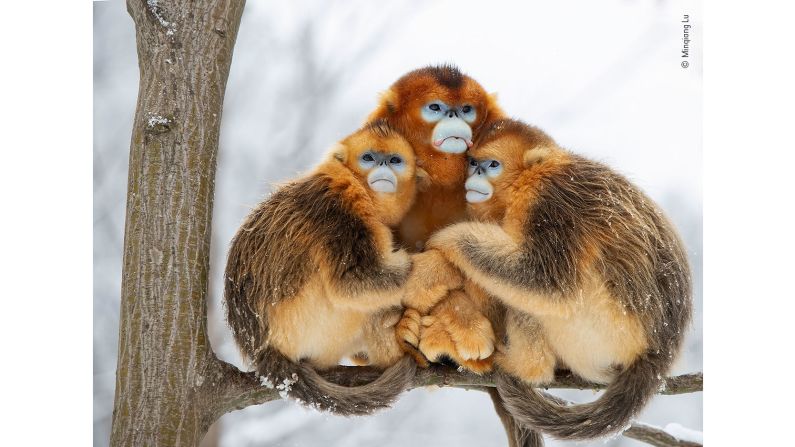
[{"left": 522, "top": 155, "right": 690, "bottom": 314}]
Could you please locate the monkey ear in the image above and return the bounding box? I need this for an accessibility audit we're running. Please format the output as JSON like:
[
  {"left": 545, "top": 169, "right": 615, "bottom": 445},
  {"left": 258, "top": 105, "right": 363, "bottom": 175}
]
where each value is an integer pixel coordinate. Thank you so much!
[
  {"left": 367, "top": 89, "right": 398, "bottom": 121},
  {"left": 415, "top": 167, "right": 432, "bottom": 192},
  {"left": 486, "top": 92, "right": 505, "bottom": 116},
  {"left": 331, "top": 143, "right": 348, "bottom": 164},
  {"left": 523, "top": 146, "right": 552, "bottom": 167}
]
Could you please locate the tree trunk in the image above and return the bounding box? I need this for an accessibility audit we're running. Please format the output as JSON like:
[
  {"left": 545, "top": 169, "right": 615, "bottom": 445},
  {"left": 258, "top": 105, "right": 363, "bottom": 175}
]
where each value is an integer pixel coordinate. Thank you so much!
[
  {"left": 107, "top": 1, "right": 703, "bottom": 446},
  {"left": 110, "top": 0, "right": 245, "bottom": 445}
]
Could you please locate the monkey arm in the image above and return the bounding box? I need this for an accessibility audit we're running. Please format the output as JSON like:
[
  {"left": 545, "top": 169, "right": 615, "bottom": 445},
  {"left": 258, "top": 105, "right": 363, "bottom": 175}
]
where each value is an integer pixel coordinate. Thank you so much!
[
  {"left": 426, "top": 221, "right": 567, "bottom": 317},
  {"left": 320, "top": 246, "right": 412, "bottom": 313},
  {"left": 401, "top": 249, "right": 464, "bottom": 313}
]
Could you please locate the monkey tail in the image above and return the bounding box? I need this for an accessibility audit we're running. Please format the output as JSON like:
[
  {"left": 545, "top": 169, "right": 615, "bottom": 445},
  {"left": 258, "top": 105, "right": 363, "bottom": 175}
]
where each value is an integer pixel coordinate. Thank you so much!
[
  {"left": 488, "top": 387, "right": 546, "bottom": 447},
  {"left": 496, "top": 352, "right": 669, "bottom": 440},
  {"left": 256, "top": 347, "right": 416, "bottom": 416}
]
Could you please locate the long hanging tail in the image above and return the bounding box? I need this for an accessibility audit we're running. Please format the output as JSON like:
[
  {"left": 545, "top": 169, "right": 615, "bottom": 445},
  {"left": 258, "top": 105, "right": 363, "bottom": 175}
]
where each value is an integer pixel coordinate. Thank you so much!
[
  {"left": 256, "top": 347, "right": 416, "bottom": 416},
  {"left": 496, "top": 352, "right": 668, "bottom": 440},
  {"left": 487, "top": 387, "right": 545, "bottom": 447}
]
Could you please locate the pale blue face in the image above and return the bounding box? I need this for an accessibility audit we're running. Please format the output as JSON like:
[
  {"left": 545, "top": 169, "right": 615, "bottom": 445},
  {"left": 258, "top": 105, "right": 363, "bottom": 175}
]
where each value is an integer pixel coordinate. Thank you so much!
[
  {"left": 421, "top": 101, "right": 477, "bottom": 124},
  {"left": 465, "top": 157, "right": 502, "bottom": 203},
  {"left": 358, "top": 150, "right": 406, "bottom": 193},
  {"left": 467, "top": 157, "right": 503, "bottom": 178},
  {"left": 420, "top": 100, "right": 477, "bottom": 154},
  {"left": 358, "top": 151, "right": 406, "bottom": 173}
]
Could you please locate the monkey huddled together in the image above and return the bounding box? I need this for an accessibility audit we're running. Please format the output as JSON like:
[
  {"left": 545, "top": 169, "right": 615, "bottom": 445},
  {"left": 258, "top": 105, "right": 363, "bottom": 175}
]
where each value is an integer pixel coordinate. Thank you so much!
[{"left": 224, "top": 66, "right": 692, "bottom": 444}]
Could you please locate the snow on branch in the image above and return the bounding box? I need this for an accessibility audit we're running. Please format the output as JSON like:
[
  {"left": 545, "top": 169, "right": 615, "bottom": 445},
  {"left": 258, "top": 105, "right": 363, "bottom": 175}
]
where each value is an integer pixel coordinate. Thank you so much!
[
  {"left": 211, "top": 358, "right": 702, "bottom": 447},
  {"left": 623, "top": 422, "right": 702, "bottom": 447}
]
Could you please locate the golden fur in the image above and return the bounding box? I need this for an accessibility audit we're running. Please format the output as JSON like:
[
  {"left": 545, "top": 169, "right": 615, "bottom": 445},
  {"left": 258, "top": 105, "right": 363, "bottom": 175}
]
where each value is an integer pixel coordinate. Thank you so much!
[
  {"left": 410, "top": 118, "right": 692, "bottom": 439},
  {"left": 367, "top": 66, "right": 504, "bottom": 369},
  {"left": 367, "top": 65, "right": 506, "bottom": 249},
  {"left": 223, "top": 121, "right": 420, "bottom": 415}
]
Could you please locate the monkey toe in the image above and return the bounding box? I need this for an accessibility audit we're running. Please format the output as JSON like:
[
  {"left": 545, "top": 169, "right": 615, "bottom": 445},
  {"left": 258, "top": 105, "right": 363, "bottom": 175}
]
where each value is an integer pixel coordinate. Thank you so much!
[
  {"left": 458, "top": 356, "right": 495, "bottom": 375},
  {"left": 447, "top": 316, "right": 496, "bottom": 360},
  {"left": 396, "top": 309, "right": 422, "bottom": 347},
  {"left": 418, "top": 323, "right": 459, "bottom": 365},
  {"left": 453, "top": 331, "right": 496, "bottom": 361}
]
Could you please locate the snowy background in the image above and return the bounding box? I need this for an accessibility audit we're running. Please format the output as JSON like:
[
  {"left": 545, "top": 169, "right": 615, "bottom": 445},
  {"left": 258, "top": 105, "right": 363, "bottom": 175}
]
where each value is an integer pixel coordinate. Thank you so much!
[{"left": 94, "top": 0, "right": 702, "bottom": 445}]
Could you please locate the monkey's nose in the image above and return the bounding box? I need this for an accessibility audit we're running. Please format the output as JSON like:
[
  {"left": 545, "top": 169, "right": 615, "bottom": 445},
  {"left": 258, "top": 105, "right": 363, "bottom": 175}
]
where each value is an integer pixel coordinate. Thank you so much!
[{"left": 447, "top": 110, "right": 458, "bottom": 118}]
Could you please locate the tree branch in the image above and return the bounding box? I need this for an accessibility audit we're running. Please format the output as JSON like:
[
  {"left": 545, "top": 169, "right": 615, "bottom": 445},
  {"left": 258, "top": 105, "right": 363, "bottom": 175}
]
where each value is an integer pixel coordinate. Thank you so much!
[
  {"left": 623, "top": 422, "right": 702, "bottom": 447},
  {"left": 211, "top": 355, "right": 702, "bottom": 415},
  {"left": 209, "top": 357, "right": 702, "bottom": 446}
]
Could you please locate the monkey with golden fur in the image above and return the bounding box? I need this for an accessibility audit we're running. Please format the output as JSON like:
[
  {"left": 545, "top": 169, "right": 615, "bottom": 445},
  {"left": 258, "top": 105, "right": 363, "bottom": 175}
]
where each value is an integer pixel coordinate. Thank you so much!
[
  {"left": 367, "top": 65, "right": 505, "bottom": 371},
  {"left": 224, "top": 121, "right": 420, "bottom": 415},
  {"left": 413, "top": 118, "right": 693, "bottom": 440}
]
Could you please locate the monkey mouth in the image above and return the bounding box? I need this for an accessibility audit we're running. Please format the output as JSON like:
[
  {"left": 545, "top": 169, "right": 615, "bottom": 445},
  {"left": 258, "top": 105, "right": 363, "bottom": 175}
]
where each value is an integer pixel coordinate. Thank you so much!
[
  {"left": 369, "top": 178, "right": 396, "bottom": 192},
  {"left": 433, "top": 136, "right": 474, "bottom": 148},
  {"left": 466, "top": 188, "right": 489, "bottom": 196},
  {"left": 465, "top": 188, "right": 492, "bottom": 203}
]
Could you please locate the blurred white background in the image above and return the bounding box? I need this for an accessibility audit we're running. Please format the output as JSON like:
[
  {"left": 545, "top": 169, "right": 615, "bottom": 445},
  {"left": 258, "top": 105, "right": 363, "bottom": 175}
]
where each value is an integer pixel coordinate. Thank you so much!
[{"left": 93, "top": 0, "right": 702, "bottom": 445}]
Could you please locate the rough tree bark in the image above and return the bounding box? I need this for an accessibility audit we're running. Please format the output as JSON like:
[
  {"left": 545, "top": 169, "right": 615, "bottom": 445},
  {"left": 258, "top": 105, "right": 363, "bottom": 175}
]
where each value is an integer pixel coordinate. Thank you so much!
[
  {"left": 109, "top": 1, "right": 703, "bottom": 446},
  {"left": 110, "top": 0, "right": 246, "bottom": 445}
]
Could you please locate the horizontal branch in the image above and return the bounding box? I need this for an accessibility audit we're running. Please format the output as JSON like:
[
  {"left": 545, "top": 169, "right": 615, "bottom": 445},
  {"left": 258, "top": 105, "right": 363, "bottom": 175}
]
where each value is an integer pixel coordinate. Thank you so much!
[
  {"left": 213, "top": 357, "right": 702, "bottom": 414},
  {"left": 209, "top": 358, "right": 702, "bottom": 447},
  {"left": 623, "top": 422, "right": 702, "bottom": 447}
]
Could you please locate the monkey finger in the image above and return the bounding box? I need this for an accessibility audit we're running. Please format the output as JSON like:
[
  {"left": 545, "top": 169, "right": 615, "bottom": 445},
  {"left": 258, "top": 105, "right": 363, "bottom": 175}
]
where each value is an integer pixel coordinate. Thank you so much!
[
  {"left": 402, "top": 307, "right": 422, "bottom": 322},
  {"left": 396, "top": 311, "right": 421, "bottom": 347},
  {"left": 396, "top": 322, "right": 419, "bottom": 347},
  {"left": 420, "top": 315, "right": 438, "bottom": 327}
]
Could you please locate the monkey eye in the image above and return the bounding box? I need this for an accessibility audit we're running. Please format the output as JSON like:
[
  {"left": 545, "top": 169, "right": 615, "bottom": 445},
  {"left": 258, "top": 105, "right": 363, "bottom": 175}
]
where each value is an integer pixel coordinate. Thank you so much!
[
  {"left": 389, "top": 156, "right": 403, "bottom": 165},
  {"left": 428, "top": 103, "right": 441, "bottom": 112},
  {"left": 362, "top": 153, "right": 375, "bottom": 162},
  {"left": 469, "top": 158, "right": 478, "bottom": 167},
  {"left": 462, "top": 105, "right": 473, "bottom": 114},
  {"left": 488, "top": 160, "right": 501, "bottom": 168}
]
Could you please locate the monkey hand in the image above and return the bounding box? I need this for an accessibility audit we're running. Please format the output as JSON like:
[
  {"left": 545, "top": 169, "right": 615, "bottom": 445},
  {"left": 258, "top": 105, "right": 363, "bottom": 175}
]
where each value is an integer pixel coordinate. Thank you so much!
[
  {"left": 402, "top": 249, "right": 463, "bottom": 314},
  {"left": 396, "top": 308, "right": 429, "bottom": 368}
]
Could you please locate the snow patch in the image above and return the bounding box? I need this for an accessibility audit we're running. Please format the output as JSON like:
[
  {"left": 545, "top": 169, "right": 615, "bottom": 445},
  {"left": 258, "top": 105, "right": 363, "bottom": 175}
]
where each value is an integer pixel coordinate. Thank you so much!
[
  {"left": 146, "top": 114, "right": 171, "bottom": 130},
  {"left": 664, "top": 423, "right": 703, "bottom": 443},
  {"left": 146, "top": 0, "right": 177, "bottom": 36},
  {"left": 259, "top": 375, "right": 275, "bottom": 389},
  {"left": 260, "top": 373, "right": 299, "bottom": 399},
  {"left": 276, "top": 373, "right": 299, "bottom": 399}
]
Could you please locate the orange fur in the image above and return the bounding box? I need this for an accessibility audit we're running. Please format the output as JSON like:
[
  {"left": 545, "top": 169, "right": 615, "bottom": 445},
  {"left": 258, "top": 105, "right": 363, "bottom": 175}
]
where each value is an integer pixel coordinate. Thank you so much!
[
  {"left": 368, "top": 67, "right": 504, "bottom": 371},
  {"left": 413, "top": 119, "right": 692, "bottom": 440},
  {"left": 368, "top": 65, "right": 506, "bottom": 248}
]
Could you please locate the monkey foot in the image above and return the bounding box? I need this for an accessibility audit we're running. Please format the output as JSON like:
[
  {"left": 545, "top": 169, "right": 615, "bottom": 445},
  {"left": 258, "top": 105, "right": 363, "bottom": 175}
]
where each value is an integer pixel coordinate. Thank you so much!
[{"left": 418, "top": 318, "right": 494, "bottom": 374}]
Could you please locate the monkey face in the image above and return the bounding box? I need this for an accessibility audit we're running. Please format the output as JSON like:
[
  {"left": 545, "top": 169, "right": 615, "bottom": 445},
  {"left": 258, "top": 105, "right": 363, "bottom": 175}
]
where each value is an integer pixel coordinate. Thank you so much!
[
  {"left": 339, "top": 124, "right": 417, "bottom": 196},
  {"left": 358, "top": 150, "right": 408, "bottom": 194},
  {"left": 465, "top": 134, "right": 528, "bottom": 209},
  {"left": 465, "top": 119, "right": 560, "bottom": 215},
  {"left": 465, "top": 156, "right": 502, "bottom": 203},
  {"left": 421, "top": 100, "right": 476, "bottom": 154},
  {"left": 374, "top": 66, "right": 501, "bottom": 155}
]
